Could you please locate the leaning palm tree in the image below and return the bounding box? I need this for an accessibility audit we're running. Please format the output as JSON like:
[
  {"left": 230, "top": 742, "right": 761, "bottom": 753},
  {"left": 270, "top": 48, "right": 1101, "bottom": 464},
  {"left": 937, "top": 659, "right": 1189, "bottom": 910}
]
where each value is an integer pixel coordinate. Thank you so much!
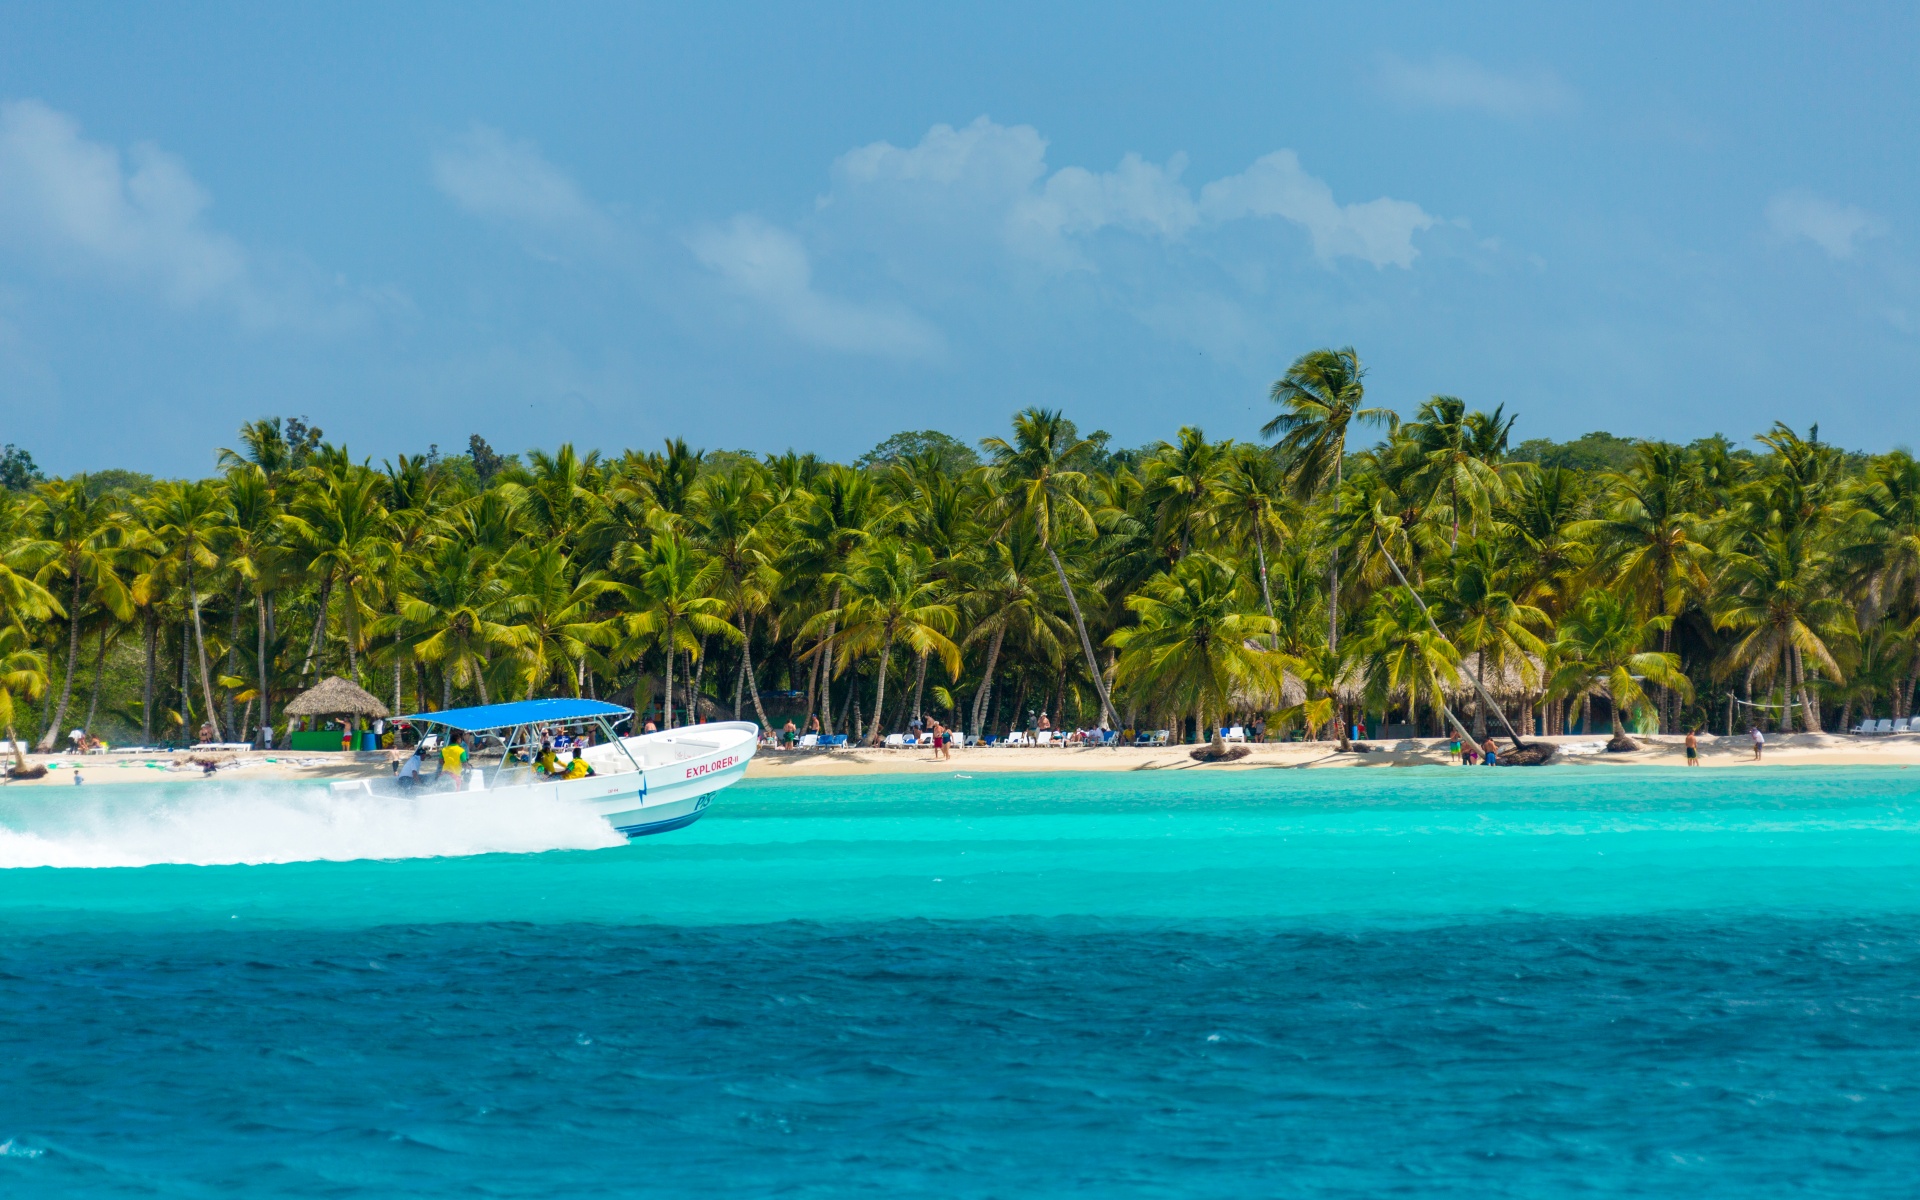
[
  {"left": 1108, "top": 553, "right": 1281, "bottom": 742},
  {"left": 1547, "top": 591, "right": 1694, "bottom": 739},
  {"left": 1438, "top": 539, "right": 1549, "bottom": 737},
  {"left": 1264, "top": 347, "right": 1393, "bottom": 652},
  {"left": 982, "top": 408, "right": 1120, "bottom": 729},
  {"left": 1360, "top": 589, "right": 1462, "bottom": 738},
  {"left": 954, "top": 525, "right": 1070, "bottom": 739}
]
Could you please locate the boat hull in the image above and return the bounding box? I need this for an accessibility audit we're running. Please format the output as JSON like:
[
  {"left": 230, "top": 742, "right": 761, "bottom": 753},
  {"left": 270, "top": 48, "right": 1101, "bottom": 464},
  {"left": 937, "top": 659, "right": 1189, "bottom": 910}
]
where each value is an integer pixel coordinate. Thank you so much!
[{"left": 335, "top": 720, "right": 759, "bottom": 840}]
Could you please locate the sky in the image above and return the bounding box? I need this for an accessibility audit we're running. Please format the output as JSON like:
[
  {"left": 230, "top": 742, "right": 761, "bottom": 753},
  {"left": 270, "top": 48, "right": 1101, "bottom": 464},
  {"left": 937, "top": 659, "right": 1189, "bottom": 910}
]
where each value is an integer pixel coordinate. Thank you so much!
[{"left": 0, "top": 2, "right": 1916, "bottom": 477}]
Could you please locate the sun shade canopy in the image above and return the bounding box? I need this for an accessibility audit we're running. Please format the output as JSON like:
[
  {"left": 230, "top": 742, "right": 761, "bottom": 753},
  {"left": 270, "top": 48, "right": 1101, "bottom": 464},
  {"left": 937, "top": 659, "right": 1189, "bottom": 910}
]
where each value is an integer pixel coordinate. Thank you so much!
[{"left": 397, "top": 698, "right": 634, "bottom": 733}]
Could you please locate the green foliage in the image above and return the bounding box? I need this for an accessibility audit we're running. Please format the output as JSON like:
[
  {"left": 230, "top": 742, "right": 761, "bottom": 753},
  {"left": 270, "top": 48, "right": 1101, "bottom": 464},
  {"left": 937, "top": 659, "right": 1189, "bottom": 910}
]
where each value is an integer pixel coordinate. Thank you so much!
[
  {"left": 1509, "top": 430, "right": 1641, "bottom": 473},
  {"left": 855, "top": 430, "right": 980, "bottom": 474}
]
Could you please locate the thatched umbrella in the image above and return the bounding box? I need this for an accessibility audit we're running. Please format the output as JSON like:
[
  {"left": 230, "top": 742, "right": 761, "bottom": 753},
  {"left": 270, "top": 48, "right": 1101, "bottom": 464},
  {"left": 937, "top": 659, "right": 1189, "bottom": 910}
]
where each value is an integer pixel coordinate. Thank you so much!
[{"left": 285, "top": 676, "right": 391, "bottom": 724}]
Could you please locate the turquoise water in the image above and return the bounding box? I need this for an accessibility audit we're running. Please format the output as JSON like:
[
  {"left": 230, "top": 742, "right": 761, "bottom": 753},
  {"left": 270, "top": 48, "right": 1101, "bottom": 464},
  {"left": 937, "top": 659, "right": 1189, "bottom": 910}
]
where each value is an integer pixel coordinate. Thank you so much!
[{"left": 5, "top": 767, "right": 1920, "bottom": 1195}]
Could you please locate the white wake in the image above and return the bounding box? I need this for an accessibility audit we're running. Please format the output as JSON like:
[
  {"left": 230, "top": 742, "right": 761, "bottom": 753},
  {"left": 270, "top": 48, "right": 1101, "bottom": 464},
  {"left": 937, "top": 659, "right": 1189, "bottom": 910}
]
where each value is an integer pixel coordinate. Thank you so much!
[{"left": 0, "top": 782, "right": 626, "bottom": 868}]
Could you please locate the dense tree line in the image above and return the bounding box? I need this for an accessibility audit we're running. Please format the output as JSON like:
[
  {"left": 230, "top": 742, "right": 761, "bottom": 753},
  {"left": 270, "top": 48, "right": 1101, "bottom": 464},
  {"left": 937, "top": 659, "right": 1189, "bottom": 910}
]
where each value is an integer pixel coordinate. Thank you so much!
[{"left": 0, "top": 346, "right": 1909, "bottom": 759}]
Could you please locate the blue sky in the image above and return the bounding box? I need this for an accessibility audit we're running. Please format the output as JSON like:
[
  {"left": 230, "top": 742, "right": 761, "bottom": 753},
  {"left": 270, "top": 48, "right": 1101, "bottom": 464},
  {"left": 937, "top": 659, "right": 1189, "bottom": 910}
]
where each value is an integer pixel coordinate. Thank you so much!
[{"left": 1, "top": 2, "right": 1915, "bottom": 476}]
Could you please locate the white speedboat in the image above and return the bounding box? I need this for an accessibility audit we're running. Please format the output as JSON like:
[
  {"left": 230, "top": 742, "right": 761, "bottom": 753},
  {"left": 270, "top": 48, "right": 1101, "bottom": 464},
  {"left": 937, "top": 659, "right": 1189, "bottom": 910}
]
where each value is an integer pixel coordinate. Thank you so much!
[{"left": 329, "top": 700, "right": 757, "bottom": 838}]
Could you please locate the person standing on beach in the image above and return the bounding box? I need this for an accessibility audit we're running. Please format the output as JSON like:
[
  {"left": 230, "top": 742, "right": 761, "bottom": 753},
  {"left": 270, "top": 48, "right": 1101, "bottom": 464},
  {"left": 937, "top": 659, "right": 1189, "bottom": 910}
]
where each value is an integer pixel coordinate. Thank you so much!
[
  {"left": 1750, "top": 726, "right": 1764, "bottom": 761},
  {"left": 1685, "top": 729, "right": 1700, "bottom": 766}
]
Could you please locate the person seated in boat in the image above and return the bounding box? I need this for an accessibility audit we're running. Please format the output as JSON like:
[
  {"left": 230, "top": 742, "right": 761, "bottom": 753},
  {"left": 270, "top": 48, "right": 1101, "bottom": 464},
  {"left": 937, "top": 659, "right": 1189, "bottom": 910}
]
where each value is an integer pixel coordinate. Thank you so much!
[
  {"left": 396, "top": 746, "right": 425, "bottom": 790},
  {"left": 438, "top": 732, "right": 469, "bottom": 786},
  {"left": 562, "top": 747, "right": 595, "bottom": 779},
  {"left": 535, "top": 740, "right": 560, "bottom": 776}
]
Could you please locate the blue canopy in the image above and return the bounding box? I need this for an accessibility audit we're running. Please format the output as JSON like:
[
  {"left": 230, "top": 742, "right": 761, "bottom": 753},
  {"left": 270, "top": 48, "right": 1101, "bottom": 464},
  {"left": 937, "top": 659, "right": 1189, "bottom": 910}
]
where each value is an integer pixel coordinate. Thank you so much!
[{"left": 397, "top": 698, "right": 633, "bottom": 733}]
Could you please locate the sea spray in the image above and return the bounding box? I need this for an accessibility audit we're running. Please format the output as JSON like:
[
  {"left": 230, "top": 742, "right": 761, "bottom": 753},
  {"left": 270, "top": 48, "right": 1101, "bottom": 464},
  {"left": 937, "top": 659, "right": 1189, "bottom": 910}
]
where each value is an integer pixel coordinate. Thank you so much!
[{"left": 0, "top": 780, "right": 625, "bottom": 869}]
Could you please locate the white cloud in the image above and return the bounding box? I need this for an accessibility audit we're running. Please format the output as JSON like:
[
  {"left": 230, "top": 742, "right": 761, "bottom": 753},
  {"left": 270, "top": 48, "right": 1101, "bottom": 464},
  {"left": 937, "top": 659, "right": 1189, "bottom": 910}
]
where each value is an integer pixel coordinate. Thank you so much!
[
  {"left": 1376, "top": 52, "right": 1574, "bottom": 118},
  {"left": 0, "top": 98, "right": 381, "bottom": 330},
  {"left": 1766, "top": 191, "right": 1884, "bottom": 259},
  {"left": 831, "top": 118, "right": 1438, "bottom": 270},
  {"left": 0, "top": 99, "right": 249, "bottom": 307},
  {"left": 431, "top": 126, "right": 614, "bottom": 240},
  {"left": 686, "top": 215, "right": 942, "bottom": 359},
  {"left": 1200, "top": 151, "right": 1435, "bottom": 268}
]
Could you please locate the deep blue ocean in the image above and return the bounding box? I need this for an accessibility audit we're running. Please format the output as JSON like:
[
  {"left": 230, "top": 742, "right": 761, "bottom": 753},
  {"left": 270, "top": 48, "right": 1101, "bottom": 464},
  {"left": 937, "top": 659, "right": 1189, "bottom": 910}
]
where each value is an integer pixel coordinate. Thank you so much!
[{"left": 5, "top": 766, "right": 1920, "bottom": 1196}]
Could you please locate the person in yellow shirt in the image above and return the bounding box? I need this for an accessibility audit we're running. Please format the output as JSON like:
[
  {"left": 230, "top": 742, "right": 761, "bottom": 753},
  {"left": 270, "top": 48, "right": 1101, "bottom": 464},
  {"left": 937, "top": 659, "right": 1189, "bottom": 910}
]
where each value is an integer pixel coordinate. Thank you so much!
[
  {"left": 536, "top": 740, "right": 559, "bottom": 776},
  {"left": 439, "top": 734, "right": 469, "bottom": 786},
  {"left": 562, "top": 747, "right": 594, "bottom": 780}
]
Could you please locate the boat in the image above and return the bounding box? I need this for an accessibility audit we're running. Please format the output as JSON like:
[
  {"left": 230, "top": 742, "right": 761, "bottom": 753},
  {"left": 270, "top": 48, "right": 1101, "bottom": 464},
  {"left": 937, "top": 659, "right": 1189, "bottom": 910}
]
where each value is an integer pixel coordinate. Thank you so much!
[{"left": 327, "top": 699, "right": 758, "bottom": 838}]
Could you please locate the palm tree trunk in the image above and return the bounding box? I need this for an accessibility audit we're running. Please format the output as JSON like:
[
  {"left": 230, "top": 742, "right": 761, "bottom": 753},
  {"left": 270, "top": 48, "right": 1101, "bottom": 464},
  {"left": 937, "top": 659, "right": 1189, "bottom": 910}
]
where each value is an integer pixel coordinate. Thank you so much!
[
  {"left": 743, "top": 630, "right": 774, "bottom": 731},
  {"left": 1045, "top": 544, "right": 1118, "bottom": 728},
  {"left": 910, "top": 648, "right": 928, "bottom": 723},
  {"left": 819, "top": 586, "right": 841, "bottom": 735},
  {"left": 84, "top": 625, "right": 108, "bottom": 734},
  {"left": 733, "top": 614, "right": 754, "bottom": 719},
  {"left": 1254, "top": 528, "right": 1277, "bottom": 650},
  {"left": 866, "top": 629, "right": 895, "bottom": 744},
  {"left": 691, "top": 633, "right": 710, "bottom": 721},
  {"left": 1473, "top": 654, "right": 1487, "bottom": 738},
  {"left": 257, "top": 593, "right": 271, "bottom": 747},
  {"left": 223, "top": 580, "right": 244, "bottom": 733},
  {"left": 1329, "top": 455, "right": 1343, "bottom": 654},
  {"left": 802, "top": 629, "right": 820, "bottom": 729},
  {"left": 38, "top": 573, "right": 84, "bottom": 749},
  {"left": 970, "top": 625, "right": 1005, "bottom": 740},
  {"left": 143, "top": 607, "right": 157, "bottom": 745},
  {"left": 1581, "top": 691, "right": 1592, "bottom": 735},
  {"left": 300, "top": 571, "right": 334, "bottom": 680},
  {"left": 662, "top": 628, "right": 675, "bottom": 729},
  {"left": 188, "top": 562, "right": 223, "bottom": 741}
]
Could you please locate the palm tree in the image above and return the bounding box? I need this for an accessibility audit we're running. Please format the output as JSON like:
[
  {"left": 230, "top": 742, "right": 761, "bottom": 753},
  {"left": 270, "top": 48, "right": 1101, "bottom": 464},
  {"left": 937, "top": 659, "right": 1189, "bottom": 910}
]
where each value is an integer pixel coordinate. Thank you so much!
[
  {"left": 282, "top": 466, "right": 390, "bottom": 683},
  {"left": 1711, "top": 529, "right": 1848, "bottom": 732},
  {"left": 144, "top": 479, "right": 232, "bottom": 740},
  {"left": 1572, "top": 442, "right": 1711, "bottom": 732},
  {"left": 1548, "top": 591, "right": 1693, "bottom": 738},
  {"left": 688, "top": 466, "right": 779, "bottom": 728},
  {"left": 1140, "top": 426, "right": 1223, "bottom": 559},
  {"left": 496, "top": 545, "right": 618, "bottom": 698},
  {"left": 613, "top": 530, "right": 736, "bottom": 728},
  {"left": 1438, "top": 539, "right": 1549, "bottom": 737},
  {"left": 811, "top": 542, "right": 962, "bottom": 744},
  {"left": 785, "top": 465, "right": 891, "bottom": 733},
  {"left": 383, "top": 539, "right": 521, "bottom": 708},
  {"left": 955, "top": 526, "right": 1069, "bottom": 739},
  {"left": 1109, "top": 554, "right": 1281, "bottom": 741},
  {"left": 23, "top": 478, "right": 134, "bottom": 748},
  {"left": 1211, "top": 443, "right": 1292, "bottom": 643},
  {"left": 1264, "top": 347, "right": 1393, "bottom": 652},
  {"left": 982, "top": 408, "right": 1120, "bottom": 729},
  {"left": 1360, "top": 590, "right": 1462, "bottom": 738},
  {"left": 0, "top": 624, "right": 49, "bottom": 771},
  {"left": 1395, "top": 395, "right": 1516, "bottom": 550}
]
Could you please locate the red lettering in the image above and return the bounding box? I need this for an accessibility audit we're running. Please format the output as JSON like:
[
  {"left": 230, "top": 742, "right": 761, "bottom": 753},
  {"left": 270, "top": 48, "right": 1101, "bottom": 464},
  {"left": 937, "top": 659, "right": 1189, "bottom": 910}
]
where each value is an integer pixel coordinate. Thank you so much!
[{"left": 683, "top": 755, "right": 740, "bottom": 780}]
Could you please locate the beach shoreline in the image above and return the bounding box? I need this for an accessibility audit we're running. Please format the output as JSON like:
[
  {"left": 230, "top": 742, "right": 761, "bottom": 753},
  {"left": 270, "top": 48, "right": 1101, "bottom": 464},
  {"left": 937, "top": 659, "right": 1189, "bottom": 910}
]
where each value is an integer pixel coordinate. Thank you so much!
[{"left": 7, "top": 731, "right": 1920, "bottom": 787}]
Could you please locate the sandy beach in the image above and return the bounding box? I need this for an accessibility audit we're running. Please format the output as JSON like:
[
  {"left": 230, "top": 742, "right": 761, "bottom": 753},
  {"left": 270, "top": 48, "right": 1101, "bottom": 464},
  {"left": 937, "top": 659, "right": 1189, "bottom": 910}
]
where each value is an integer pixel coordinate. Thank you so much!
[{"left": 9, "top": 731, "right": 1920, "bottom": 788}]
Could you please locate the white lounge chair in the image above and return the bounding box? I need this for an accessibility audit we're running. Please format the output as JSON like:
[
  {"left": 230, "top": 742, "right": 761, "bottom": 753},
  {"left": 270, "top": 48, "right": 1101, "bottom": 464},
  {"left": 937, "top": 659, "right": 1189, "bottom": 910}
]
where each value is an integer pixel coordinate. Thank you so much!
[
  {"left": 1879, "top": 719, "right": 1897, "bottom": 734},
  {"left": 1035, "top": 731, "right": 1054, "bottom": 747},
  {"left": 1222, "top": 726, "right": 1247, "bottom": 743},
  {"left": 884, "top": 733, "right": 908, "bottom": 747},
  {"left": 1149, "top": 730, "right": 1171, "bottom": 746},
  {"left": 799, "top": 733, "right": 819, "bottom": 747},
  {"left": 949, "top": 732, "right": 965, "bottom": 747},
  {"left": 1895, "top": 719, "right": 1911, "bottom": 734},
  {"left": 1852, "top": 718, "right": 1876, "bottom": 734}
]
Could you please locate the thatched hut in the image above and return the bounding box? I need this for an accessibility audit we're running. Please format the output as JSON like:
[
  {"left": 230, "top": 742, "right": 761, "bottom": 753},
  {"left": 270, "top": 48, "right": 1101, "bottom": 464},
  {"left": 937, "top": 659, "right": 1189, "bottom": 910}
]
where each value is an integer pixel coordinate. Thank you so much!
[{"left": 284, "top": 677, "right": 390, "bottom": 750}]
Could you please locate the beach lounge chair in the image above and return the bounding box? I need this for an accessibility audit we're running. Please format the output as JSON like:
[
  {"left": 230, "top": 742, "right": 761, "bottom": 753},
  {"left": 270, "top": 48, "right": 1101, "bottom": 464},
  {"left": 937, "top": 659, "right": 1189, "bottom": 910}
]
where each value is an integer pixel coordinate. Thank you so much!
[
  {"left": 1852, "top": 718, "right": 1875, "bottom": 734},
  {"left": 1879, "top": 719, "right": 1897, "bottom": 734},
  {"left": 799, "top": 733, "right": 819, "bottom": 747},
  {"left": 1035, "top": 731, "right": 1054, "bottom": 747},
  {"left": 949, "top": 732, "right": 965, "bottom": 748},
  {"left": 1222, "top": 726, "right": 1247, "bottom": 743},
  {"left": 884, "top": 733, "right": 907, "bottom": 747},
  {"left": 825, "top": 734, "right": 849, "bottom": 747},
  {"left": 1895, "top": 719, "right": 1910, "bottom": 734}
]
